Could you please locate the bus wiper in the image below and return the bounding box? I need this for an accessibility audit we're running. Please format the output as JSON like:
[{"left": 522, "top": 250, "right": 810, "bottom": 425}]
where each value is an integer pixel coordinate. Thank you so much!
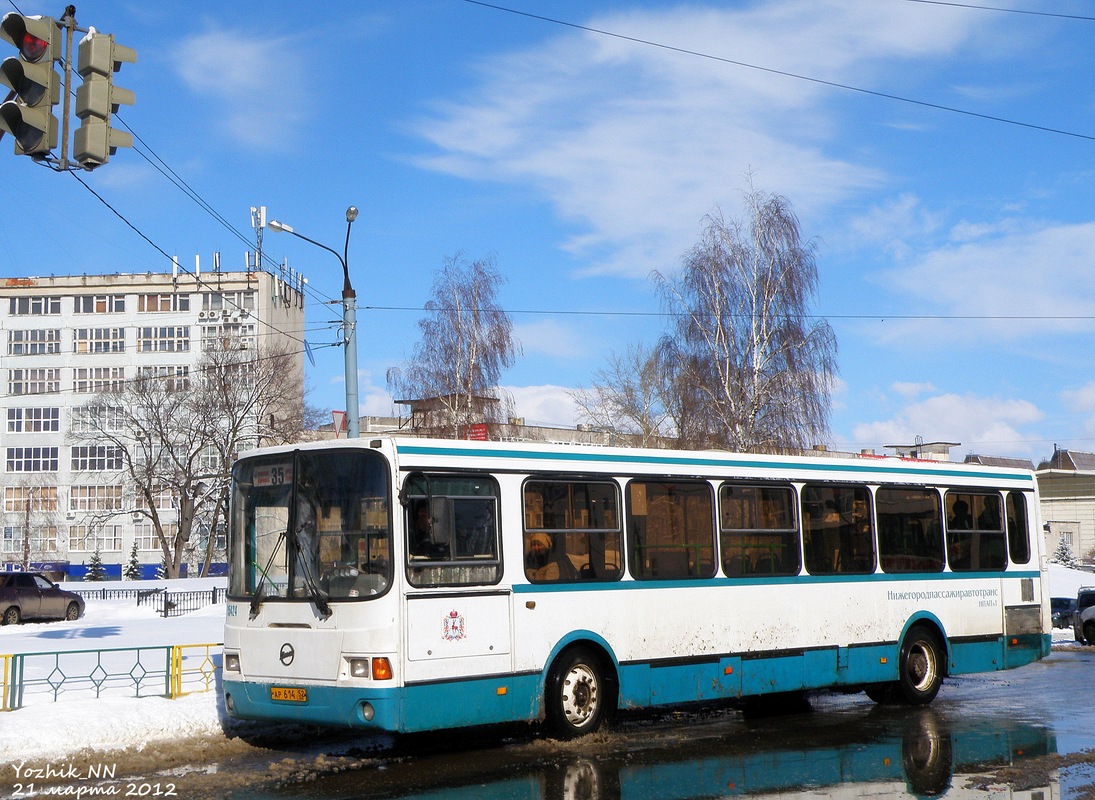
[
  {"left": 250, "top": 529, "right": 286, "bottom": 620},
  {"left": 299, "top": 560, "right": 332, "bottom": 620},
  {"left": 292, "top": 519, "right": 332, "bottom": 620}
]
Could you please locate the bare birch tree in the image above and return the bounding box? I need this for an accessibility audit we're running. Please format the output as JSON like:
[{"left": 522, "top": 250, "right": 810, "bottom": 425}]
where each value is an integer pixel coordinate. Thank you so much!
[
  {"left": 653, "top": 182, "right": 837, "bottom": 452},
  {"left": 569, "top": 343, "right": 674, "bottom": 448},
  {"left": 387, "top": 253, "right": 521, "bottom": 438},
  {"left": 70, "top": 338, "right": 305, "bottom": 578}
]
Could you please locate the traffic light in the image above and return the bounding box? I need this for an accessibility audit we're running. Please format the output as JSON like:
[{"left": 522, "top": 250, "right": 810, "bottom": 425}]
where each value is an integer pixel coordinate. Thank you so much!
[
  {"left": 74, "top": 31, "right": 135, "bottom": 169},
  {"left": 0, "top": 13, "right": 59, "bottom": 157}
]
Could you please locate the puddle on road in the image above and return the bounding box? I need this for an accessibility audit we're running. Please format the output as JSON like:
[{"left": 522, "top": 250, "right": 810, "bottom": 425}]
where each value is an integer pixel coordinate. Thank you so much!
[{"left": 233, "top": 702, "right": 1064, "bottom": 800}]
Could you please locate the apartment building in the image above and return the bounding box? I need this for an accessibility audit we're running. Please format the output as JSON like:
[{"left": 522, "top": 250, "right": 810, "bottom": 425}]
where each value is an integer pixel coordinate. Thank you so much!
[{"left": 0, "top": 269, "right": 305, "bottom": 580}]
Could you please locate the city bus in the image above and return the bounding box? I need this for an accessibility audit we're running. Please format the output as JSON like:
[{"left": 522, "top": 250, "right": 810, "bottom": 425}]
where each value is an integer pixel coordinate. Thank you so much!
[{"left": 221, "top": 437, "right": 1050, "bottom": 738}]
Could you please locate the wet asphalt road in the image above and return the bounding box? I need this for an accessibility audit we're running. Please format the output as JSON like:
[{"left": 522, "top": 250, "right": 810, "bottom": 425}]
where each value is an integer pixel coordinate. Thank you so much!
[{"left": 229, "top": 646, "right": 1095, "bottom": 800}]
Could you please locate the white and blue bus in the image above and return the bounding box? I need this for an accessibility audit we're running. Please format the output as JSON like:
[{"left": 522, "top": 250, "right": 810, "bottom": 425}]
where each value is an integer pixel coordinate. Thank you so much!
[{"left": 222, "top": 437, "right": 1050, "bottom": 738}]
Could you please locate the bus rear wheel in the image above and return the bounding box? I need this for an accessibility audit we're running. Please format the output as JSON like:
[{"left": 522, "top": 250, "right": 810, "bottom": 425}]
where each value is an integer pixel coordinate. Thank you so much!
[
  {"left": 895, "top": 626, "right": 944, "bottom": 705},
  {"left": 547, "top": 647, "right": 608, "bottom": 739},
  {"left": 866, "top": 627, "right": 945, "bottom": 706}
]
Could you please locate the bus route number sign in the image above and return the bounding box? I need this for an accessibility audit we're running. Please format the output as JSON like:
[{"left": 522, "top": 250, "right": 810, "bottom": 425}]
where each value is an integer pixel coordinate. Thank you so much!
[
  {"left": 270, "top": 686, "right": 307, "bottom": 702},
  {"left": 254, "top": 463, "right": 293, "bottom": 487}
]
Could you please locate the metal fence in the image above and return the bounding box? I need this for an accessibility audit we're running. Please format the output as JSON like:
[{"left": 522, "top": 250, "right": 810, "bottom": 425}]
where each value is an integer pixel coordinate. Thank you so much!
[
  {"left": 72, "top": 586, "right": 227, "bottom": 617},
  {"left": 0, "top": 642, "right": 222, "bottom": 711}
]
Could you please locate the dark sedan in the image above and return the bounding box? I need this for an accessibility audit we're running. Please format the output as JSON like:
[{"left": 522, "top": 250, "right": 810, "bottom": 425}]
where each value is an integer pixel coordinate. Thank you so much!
[
  {"left": 1052, "top": 596, "right": 1076, "bottom": 629},
  {"left": 0, "top": 572, "right": 85, "bottom": 625}
]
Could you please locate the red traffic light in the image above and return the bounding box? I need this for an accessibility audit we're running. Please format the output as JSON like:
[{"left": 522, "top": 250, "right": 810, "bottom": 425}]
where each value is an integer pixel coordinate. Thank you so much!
[
  {"left": 19, "top": 30, "right": 48, "bottom": 62},
  {"left": 0, "top": 14, "right": 56, "bottom": 64}
]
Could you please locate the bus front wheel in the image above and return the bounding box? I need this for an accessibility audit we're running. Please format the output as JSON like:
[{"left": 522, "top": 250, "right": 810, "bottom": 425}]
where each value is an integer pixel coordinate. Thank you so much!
[
  {"left": 895, "top": 626, "right": 944, "bottom": 705},
  {"left": 546, "top": 647, "right": 608, "bottom": 739}
]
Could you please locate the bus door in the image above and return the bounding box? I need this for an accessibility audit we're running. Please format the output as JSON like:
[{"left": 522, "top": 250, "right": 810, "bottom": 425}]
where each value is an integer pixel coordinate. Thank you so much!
[{"left": 400, "top": 478, "right": 515, "bottom": 726}]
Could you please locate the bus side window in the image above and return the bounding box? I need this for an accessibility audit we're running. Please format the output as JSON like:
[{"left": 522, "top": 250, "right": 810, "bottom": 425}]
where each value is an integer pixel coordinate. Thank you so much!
[
  {"left": 523, "top": 479, "right": 621, "bottom": 584},
  {"left": 719, "top": 483, "right": 799, "bottom": 577},
  {"left": 877, "top": 486, "right": 944, "bottom": 573},
  {"left": 1006, "top": 491, "right": 1031, "bottom": 565},
  {"left": 801, "top": 484, "right": 875, "bottom": 575},
  {"left": 403, "top": 474, "right": 502, "bottom": 588},
  {"left": 627, "top": 480, "right": 714, "bottom": 580},
  {"left": 946, "top": 491, "right": 1005, "bottom": 572}
]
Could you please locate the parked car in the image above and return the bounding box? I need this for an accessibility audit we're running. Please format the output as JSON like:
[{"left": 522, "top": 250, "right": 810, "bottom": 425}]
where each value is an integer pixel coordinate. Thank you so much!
[
  {"left": 1073, "top": 587, "right": 1095, "bottom": 645},
  {"left": 0, "top": 572, "right": 85, "bottom": 625},
  {"left": 1052, "top": 596, "right": 1077, "bottom": 629}
]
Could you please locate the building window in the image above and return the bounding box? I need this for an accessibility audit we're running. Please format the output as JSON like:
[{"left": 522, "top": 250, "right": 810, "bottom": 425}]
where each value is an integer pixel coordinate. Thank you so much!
[
  {"left": 8, "top": 328, "right": 62, "bottom": 355},
  {"left": 201, "top": 291, "right": 256, "bottom": 313},
  {"left": 138, "top": 293, "right": 190, "bottom": 313},
  {"left": 70, "top": 445, "right": 124, "bottom": 471},
  {"left": 8, "top": 368, "right": 60, "bottom": 395},
  {"left": 3, "top": 486, "right": 59, "bottom": 512},
  {"left": 138, "top": 326, "right": 190, "bottom": 352},
  {"left": 74, "top": 294, "right": 125, "bottom": 314},
  {"left": 133, "top": 524, "right": 170, "bottom": 551},
  {"left": 136, "top": 486, "right": 175, "bottom": 511},
  {"left": 137, "top": 365, "right": 190, "bottom": 392},
  {"left": 71, "top": 405, "right": 124, "bottom": 434},
  {"left": 70, "top": 485, "right": 124, "bottom": 511},
  {"left": 2, "top": 525, "right": 59, "bottom": 553},
  {"left": 74, "top": 327, "right": 125, "bottom": 354},
  {"left": 73, "top": 367, "right": 126, "bottom": 394},
  {"left": 68, "top": 524, "right": 122, "bottom": 552},
  {"left": 6, "top": 447, "right": 59, "bottom": 472},
  {"left": 201, "top": 323, "right": 256, "bottom": 352},
  {"left": 8, "top": 296, "right": 61, "bottom": 315},
  {"left": 7, "top": 407, "right": 60, "bottom": 433}
]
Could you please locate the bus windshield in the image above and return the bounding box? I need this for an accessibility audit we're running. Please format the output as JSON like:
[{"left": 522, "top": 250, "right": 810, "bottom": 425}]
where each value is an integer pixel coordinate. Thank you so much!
[{"left": 229, "top": 448, "right": 391, "bottom": 606}]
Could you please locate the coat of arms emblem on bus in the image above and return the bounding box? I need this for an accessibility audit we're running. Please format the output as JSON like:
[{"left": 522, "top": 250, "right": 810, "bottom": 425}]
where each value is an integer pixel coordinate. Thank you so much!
[{"left": 443, "top": 609, "right": 466, "bottom": 641}]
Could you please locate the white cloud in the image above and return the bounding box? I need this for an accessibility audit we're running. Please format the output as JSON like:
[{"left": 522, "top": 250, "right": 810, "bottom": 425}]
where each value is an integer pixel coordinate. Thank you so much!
[
  {"left": 1061, "top": 382, "right": 1095, "bottom": 439},
  {"left": 513, "top": 319, "right": 588, "bottom": 359},
  {"left": 872, "top": 221, "right": 1095, "bottom": 345},
  {"left": 892, "top": 381, "right": 935, "bottom": 398},
  {"left": 172, "top": 27, "right": 304, "bottom": 149},
  {"left": 843, "top": 194, "right": 942, "bottom": 260},
  {"left": 504, "top": 384, "right": 581, "bottom": 428},
  {"left": 851, "top": 392, "right": 1044, "bottom": 458},
  {"left": 410, "top": 0, "right": 1012, "bottom": 278}
]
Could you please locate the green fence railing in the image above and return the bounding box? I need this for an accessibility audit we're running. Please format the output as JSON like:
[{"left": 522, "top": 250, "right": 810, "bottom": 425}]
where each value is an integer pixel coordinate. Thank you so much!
[{"left": 0, "top": 642, "right": 222, "bottom": 711}]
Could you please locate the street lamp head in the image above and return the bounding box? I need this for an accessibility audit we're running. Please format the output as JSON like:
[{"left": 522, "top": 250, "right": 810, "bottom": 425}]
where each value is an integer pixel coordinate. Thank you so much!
[
  {"left": 346, "top": 206, "right": 359, "bottom": 223},
  {"left": 267, "top": 219, "right": 293, "bottom": 234}
]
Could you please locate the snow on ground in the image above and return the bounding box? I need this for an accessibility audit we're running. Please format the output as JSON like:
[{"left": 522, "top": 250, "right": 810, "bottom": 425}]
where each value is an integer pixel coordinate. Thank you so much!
[
  {"left": 0, "top": 568, "right": 1091, "bottom": 765},
  {"left": 0, "top": 578, "right": 228, "bottom": 764}
]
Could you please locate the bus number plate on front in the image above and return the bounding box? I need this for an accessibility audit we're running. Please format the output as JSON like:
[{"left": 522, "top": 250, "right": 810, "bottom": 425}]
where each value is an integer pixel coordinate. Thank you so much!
[{"left": 270, "top": 687, "right": 307, "bottom": 702}]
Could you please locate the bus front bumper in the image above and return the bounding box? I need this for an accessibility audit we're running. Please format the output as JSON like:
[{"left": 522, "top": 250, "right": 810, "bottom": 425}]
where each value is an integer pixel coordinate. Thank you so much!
[{"left": 222, "top": 679, "right": 401, "bottom": 731}]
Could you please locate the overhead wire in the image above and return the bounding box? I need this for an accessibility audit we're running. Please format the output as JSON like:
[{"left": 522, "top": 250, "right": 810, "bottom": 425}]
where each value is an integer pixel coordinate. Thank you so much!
[
  {"left": 461, "top": 0, "right": 1095, "bottom": 143},
  {"left": 363, "top": 304, "right": 1095, "bottom": 323}
]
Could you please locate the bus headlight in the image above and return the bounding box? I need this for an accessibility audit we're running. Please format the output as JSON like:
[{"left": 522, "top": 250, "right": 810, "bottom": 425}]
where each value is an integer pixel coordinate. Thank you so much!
[
  {"left": 349, "top": 658, "right": 370, "bottom": 678},
  {"left": 224, "top": 653, "right": 241, "bottom": 672}
]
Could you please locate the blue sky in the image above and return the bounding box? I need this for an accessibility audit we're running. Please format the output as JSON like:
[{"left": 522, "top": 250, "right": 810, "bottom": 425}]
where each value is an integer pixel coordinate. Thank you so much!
[{"left": 3, "top": 0, "right": 1095, "bottom": 462}]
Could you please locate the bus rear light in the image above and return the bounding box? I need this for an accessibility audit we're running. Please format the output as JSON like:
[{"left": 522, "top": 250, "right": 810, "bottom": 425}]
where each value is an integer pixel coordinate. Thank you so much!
[{"left": 372, "top": 657, "right": 393, "bottom": 681}]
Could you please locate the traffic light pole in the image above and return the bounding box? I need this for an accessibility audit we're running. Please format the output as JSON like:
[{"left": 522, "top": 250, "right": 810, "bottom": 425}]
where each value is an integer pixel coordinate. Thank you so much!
[{"left": 59, "top": 7, "right": 73, "bottom": 168}]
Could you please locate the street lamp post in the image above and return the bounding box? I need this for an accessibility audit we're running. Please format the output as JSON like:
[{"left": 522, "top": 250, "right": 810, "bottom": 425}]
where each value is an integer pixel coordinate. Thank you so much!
[{"left": 268, "top": 207, "right": 360, "bottom": 438}]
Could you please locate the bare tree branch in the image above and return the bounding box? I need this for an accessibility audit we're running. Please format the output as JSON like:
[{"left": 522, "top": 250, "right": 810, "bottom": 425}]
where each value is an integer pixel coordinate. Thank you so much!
[{"left": 387, "top": 253, "right": 522, "bottom": 438}]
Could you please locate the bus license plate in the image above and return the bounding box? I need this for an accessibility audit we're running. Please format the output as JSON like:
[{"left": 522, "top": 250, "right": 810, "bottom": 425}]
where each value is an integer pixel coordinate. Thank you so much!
[{"left": 270, "top": 687, "right": 307, "bottom": 702}]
